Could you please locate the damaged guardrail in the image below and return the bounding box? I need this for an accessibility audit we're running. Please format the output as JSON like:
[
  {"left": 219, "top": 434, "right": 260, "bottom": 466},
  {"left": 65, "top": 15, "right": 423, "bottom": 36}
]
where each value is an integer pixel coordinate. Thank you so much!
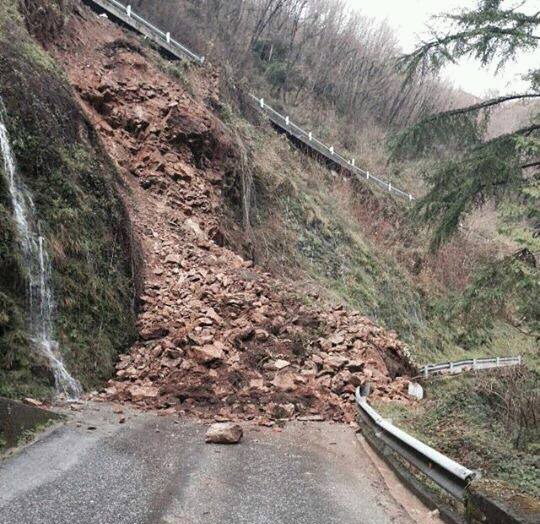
[
  {"left": 355, "top": 387, "right": 476, "bottom": 501},
  {"left": 419, "top": 355, "right": 521, "bottom": 378},
  {"left": 249, "top": 94, "right": 414, "bottom": 201},
  {"left": 87, "top": 0, "right": 205, "bottom": 64}
]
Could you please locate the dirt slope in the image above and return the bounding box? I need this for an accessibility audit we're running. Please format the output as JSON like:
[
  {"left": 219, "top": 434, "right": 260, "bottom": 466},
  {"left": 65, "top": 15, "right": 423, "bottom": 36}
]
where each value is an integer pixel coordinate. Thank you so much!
[{"left": 50, "top": 4, "right": 415, "bottom": 423}]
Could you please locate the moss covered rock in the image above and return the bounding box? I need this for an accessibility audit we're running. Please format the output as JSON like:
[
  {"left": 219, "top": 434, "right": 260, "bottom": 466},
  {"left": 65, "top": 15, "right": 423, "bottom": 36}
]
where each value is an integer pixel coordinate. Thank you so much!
[{"left": 0, "top": 0, "right": 138, "bottom": 398}]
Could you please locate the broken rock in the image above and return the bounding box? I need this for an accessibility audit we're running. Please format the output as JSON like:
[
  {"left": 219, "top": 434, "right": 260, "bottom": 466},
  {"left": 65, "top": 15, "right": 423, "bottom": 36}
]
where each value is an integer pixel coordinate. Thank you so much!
[
  {"left": 191, "top": 344, "right": 225, "bottom": 364},
  {"left": 205, "top": 422, "right": 243, "bottom": 444}
]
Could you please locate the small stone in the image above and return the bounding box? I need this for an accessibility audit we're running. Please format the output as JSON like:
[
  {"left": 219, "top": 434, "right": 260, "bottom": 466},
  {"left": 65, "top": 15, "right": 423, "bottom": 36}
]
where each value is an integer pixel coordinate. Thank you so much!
[
  {"left": 205, "top": 423, "right": 243, "bottom": 444},
  {"left": 128, "top": 385, "right": 159, "bottom": 401},
  {"left": 191, "top": 344, "right": 224, "bottom": 364},
  {"left": 273, "top": 359, "right": 290, "bottom": 370},
  {"left": 271, "top": 372, "right": 296, "bottom": 392},
  {"left": 23, "top": 398, "right": 42, "bottom": 407}
]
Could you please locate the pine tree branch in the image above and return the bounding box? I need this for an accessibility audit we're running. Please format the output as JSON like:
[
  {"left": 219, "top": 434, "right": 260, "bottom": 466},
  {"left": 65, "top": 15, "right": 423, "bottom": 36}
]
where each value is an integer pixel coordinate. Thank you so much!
[
  {"left": 420, "top": 94, "right": 540, "bottom": 126},
  {"left": 521, "top": 160, "right": 540, "bottom": 169}
]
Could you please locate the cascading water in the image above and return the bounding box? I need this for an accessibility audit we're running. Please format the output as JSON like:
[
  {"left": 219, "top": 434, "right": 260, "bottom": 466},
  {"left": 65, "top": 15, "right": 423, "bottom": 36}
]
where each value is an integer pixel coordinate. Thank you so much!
[{"left": 0, "top": 99, "right": 81, "bottom": 399}]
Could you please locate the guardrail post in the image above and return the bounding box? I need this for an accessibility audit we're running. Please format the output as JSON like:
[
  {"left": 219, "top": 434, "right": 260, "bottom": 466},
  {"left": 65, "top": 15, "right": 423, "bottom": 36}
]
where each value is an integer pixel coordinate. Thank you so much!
[
  {"left": 472, "top": 358, "right": 477, "bottom": 371},
  {"left": 366, "top": 171, "right": 370, "bottom": 180},
  {"left": 449, "top": 361, "right": 454, "bottom": 373},
  {"left": 424, "top": 366, "right": 428, "bottom": 378},
  {"left": 351, "top": 158, "right": 355, "bottom": 167},
  {"left": 200, "top": 56, "right": 205, "bottom": 64},
  {"left": 286, "top": 116, "right": 289, "bottom": 126},
  {"left": 409, "top": 194, "right": 413, "bottom": 201},
  {"left": 388, "top": 182, "right": 392, "bottom": 192},
  {"left": 260, "top": 98, "right": 264, "bottom": 109},
  {"left": 518, "top": 355, "right": 522, "bottom": 365},
  {"left": 126, "top": 4, "right": 131, "bottom": 17},
  {"left": 330, "top": 146, "right": 334, "bottom": 154},
  {"left": 166, "top": 32, "right": 171, "bottom": 44},
  {"left": 308, "top": 132, "right": 312, "bottom": 141},
  {"left": 496, "top": 357, "right": 500, "bottom": 367}
]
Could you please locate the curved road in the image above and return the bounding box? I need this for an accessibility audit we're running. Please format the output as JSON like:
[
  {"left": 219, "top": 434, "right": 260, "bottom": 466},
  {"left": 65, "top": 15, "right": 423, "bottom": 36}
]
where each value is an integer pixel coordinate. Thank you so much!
[{"left": 0, "top": 403, "right": 425, "bottom": 524}]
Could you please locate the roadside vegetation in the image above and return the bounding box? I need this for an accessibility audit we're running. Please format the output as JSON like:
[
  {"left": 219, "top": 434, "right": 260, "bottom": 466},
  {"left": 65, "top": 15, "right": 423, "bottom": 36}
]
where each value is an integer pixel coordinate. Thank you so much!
[
  {"left": 377, "top": 368, "right": 540, "bottom": 511},
  {"left": 0, "top": 0, "right": 138, "bottom": 398}
]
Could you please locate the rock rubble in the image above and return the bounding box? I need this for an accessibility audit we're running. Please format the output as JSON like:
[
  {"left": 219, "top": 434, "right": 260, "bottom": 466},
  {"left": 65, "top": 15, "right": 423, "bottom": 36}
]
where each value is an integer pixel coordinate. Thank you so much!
[{"left": 54, "top": 9, "right": 416, "bottom": 425}]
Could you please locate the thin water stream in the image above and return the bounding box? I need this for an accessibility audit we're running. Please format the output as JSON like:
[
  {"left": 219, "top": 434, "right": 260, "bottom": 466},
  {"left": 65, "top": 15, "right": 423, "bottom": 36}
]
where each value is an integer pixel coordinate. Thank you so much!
[{"left": 0, "top": 99, "right": 81, "bottom": 399}]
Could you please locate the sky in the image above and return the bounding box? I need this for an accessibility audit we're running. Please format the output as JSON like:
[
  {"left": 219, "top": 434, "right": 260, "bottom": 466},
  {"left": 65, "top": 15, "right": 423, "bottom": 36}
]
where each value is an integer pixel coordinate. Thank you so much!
[{"left": 348, "top": 0, "right": 540, "bottom": 97}]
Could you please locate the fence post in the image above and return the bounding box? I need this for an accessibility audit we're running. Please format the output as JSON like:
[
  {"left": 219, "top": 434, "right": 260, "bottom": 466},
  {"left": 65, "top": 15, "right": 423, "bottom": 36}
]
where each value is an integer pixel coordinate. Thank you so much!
[
  {"left": 166, "top": 32, "right": 171, "bottom": 43},
  {"left": 127, "top": 4, "right": 131, "bottom": 17}
]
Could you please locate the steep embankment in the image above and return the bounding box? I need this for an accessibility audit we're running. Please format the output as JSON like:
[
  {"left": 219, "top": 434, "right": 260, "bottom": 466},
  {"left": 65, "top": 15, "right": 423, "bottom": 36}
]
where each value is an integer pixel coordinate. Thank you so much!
[
  {"left": 45, "top": 4, "right": 416, "bottom": 422},
  {"left": 0, "top": 0, "right": 138, "bottom": 398}
]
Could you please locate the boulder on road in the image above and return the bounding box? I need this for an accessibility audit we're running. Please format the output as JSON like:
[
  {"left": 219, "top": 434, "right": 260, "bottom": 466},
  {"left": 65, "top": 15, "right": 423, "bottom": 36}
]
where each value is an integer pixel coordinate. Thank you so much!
[{"left": 205, "top": 422, "right": 243, "bottom": 444}]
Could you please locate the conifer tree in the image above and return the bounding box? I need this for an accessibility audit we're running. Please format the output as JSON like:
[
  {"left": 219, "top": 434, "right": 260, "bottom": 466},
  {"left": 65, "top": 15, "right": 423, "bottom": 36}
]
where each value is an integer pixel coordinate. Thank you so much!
[{"left": 393, "top": 0, "right": 539, "bottom": 342}]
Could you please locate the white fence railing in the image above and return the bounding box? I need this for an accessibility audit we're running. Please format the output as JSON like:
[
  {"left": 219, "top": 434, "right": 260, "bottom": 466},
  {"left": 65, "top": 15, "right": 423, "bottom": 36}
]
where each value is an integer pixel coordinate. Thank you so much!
[
  {"left": 419, "top": 355, "right": 521, "bottom": 378},
  {"left": 86, "top": 0, "right": 414, "bottom": 201},
  {"left": 251, "top": 95, "right": 414, "bottom": 201},
  {"left": 88, "top": 0, "right": 205, "bottom": 64}
]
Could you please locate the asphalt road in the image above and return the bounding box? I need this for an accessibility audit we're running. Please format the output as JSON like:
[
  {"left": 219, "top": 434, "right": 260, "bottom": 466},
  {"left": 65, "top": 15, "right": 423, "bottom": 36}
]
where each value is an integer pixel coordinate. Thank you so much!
[{"left": 0, "top": 403, "right": 418, "bottom": 524}]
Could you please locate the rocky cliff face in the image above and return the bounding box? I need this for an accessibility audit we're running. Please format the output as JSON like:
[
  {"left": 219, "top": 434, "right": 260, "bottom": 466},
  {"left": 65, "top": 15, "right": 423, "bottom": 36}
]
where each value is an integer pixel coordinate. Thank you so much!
[
  {"left": 42, "top": 3, "right": 415, "bottom": 422},
  {"left": 0, "top": 0, "right": 138, "bottom": 398}
]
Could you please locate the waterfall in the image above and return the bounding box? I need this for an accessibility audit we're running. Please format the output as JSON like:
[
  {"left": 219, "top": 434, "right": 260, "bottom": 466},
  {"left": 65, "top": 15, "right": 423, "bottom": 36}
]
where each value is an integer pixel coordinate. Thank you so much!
[{"left": 0, "top": 99, "right": 81, "bottom": 400}]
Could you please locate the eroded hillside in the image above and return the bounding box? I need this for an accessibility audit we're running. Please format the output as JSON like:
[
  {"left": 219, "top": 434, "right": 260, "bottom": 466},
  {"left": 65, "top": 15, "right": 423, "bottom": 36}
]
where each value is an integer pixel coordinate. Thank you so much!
[{"left": 30, "top": 3, "right": 420, "bottom": 422}]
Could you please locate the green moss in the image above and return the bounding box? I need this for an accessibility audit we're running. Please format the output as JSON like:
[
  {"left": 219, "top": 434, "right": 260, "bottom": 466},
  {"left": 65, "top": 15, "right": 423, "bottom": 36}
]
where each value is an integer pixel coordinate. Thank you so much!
[{"left": 0, "top": 0, "right": 137, "bottom": 398}]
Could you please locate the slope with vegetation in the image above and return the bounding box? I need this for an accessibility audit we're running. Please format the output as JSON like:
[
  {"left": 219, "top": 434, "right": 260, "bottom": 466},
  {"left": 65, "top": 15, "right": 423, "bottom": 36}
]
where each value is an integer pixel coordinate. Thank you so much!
[
  {"left": 0, "top": 0, "right": 537, "bottom": 508},
  {"left": 128, "top": 0, "right": 539, "bottom": 365},
  {"left": 0, "top": 0, "right": 139, "bottom": 398}
]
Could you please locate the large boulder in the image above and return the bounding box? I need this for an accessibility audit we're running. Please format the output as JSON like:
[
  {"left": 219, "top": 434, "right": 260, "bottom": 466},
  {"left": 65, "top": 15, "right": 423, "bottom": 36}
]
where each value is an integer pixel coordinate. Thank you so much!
[{"left": 205, "top": 423, "right": 243, "bottom": 444}]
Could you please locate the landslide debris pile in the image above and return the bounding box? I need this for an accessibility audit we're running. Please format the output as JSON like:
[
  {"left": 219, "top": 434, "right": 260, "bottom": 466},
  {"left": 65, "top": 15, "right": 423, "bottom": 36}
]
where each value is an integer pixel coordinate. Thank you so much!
[{"left": 53, "top": 6, "right": 415, "bottom": 423}]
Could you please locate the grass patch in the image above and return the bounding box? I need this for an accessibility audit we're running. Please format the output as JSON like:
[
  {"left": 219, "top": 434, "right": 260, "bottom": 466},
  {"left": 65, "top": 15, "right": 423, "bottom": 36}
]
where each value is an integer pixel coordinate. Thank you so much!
[{"left": 376, "top": 369, "right": 540, "bottom": 501}]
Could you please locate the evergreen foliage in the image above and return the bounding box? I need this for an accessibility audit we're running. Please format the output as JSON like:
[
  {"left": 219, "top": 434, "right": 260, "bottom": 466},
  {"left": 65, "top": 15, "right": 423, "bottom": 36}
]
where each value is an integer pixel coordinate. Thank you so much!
[{"left": 393, "top": 0, "right": 540, "bottom": 342}]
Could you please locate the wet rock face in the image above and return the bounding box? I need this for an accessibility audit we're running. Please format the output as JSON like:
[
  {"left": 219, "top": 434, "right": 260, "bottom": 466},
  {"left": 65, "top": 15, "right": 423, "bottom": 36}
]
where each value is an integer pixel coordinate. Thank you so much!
[{"left": 53, "top": 7, "right": 415, "bottom": 424}]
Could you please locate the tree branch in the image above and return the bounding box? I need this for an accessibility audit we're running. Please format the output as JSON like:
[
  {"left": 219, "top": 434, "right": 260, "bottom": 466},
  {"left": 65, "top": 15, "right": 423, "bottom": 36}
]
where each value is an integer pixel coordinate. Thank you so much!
[{"left": 420, "top": 94, "right": 540, "bottom": 126}]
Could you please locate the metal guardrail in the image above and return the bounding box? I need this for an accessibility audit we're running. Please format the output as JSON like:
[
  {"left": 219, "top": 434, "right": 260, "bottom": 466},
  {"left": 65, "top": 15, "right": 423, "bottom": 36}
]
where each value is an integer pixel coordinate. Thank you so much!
[
  {"left": 419, "top": 355, "right": 521, "bottom": 378},
  {"left": 356, "top": 387, "right": 476, "bottom": 500},
  {"left": 250, "top": 95, "right": 415, "bottom": 201},
  {"left": 87, "top": 0, "right": 205, "bottom": 64},
  {"left": 85, "top": 2, "right": 414, "bottom": 200}
]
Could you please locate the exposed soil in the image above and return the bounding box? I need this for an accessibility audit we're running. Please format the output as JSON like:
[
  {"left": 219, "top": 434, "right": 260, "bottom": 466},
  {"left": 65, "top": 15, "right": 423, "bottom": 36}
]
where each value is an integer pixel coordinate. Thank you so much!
[{"left": 49, "top": 3, "right": 416, "bottom": 424}]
